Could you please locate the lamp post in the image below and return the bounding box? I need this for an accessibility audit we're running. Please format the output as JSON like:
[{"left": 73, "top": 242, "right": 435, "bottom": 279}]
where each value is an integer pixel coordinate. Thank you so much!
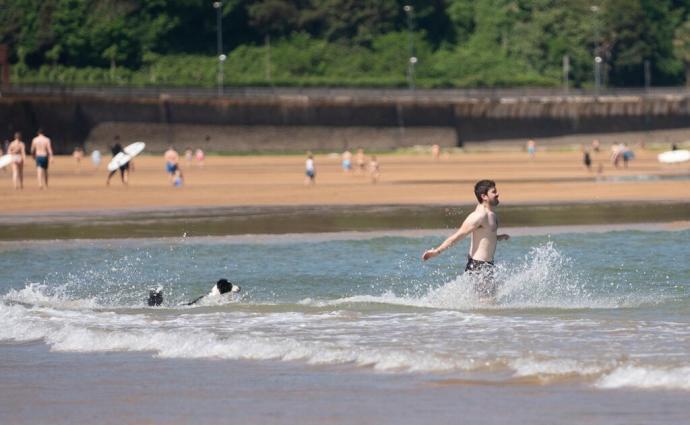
[
  {"left": 213, "top": 1, "right": 224, "bottom": 96},
  {"left": 408, "top": 57, "right": 417, "bottom": 90},
  {"left": 404, "top": 5, "right": 415, "bottom": 90},
  {"left": 591, "top": 5, "right": 601, "bottom": 95},
  {"left": 594, "top": 56, "right": 602, "bottom": 96},
  {"left": 563, "top": 55, "right": 570, "bottom": 94}
]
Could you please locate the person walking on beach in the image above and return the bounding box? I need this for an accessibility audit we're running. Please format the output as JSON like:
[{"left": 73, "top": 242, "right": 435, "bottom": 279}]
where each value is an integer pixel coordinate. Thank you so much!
[
  {"left": 422, "top": 180, "right": 510, "bottom": 300},
  {"left": 30, "top": 128, "right": 53, "bottom": 189},
  {"left": 583, "top": 145, "right": 592, "bottom": 172},
  {"left": 8, "top": 132, "right": 26, "bottom": 190},
  {"left": 305, "top": 152, "right": 315, "bottom": 185},
  {"left": 106, "top": 142, "right": 129, "bottom": 186}
]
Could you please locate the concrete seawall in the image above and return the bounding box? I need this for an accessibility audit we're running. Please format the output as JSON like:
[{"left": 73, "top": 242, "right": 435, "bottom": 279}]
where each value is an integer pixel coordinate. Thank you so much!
[{"left": 1, "top": 92, "right": 689, "bottom": 153}]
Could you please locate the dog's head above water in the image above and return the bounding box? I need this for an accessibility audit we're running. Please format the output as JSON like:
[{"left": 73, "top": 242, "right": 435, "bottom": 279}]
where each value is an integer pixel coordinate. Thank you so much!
[{"left": 214, "top": 279, "right": 241, "bottom": 295}]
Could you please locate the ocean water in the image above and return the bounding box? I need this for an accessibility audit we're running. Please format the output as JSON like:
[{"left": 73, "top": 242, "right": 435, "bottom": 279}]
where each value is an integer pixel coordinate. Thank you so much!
[{"left": 1, "top": 227, "right": 689, "bottom": 424}]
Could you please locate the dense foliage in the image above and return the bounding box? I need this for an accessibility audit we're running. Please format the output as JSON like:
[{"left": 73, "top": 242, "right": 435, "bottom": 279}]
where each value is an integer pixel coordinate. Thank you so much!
[{"left": 2, "top": 0, "right": 690, "bottom": 88}]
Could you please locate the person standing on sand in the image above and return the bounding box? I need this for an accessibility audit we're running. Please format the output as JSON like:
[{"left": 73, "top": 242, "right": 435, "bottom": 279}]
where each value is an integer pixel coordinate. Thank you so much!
[
  {"left": 583, "top": 146, "right": 592, "bottom": 172},
  {"left": 30, "top": 128, "right": 53, "bottom": 189},
  {"left": 164, "top": 146, "right": 181, "bottom": 185},
  {"left": 368, "top": 155, "right": 380, "bottom": 184},
  {"left": 73, "top": 146, "right": 84, "bottom": 173},
  {"left": 356, "top": 148, "right": 366, "bottom": 173},
  {"left": 591, "top": 139, "right": 601, "bottom": 153},
  {"left": 422, "top": 180, "right": 510, "bottom": 300},
  {"left": 431, "top": 144, "right": 441, "bottom": 161},
  {"left": 8, "top": 132, "right": 26, "bottom": 190},
  {"left": 305, "top": 152, "right": 315, "bottom": 185},
  {"left": 526, "top": 139, "right": 536, "bottom": 159},
  {"left": 195, "top": 148, "right": 205, "bottom": 167},
  {"left": 342, "top": 149, "right": 353, "bottom": 173}
]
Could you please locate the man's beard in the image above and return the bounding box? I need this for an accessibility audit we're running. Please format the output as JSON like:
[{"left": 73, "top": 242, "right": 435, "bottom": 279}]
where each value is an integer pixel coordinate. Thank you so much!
[{"left": 490, "top": 198, "right": 499, "bottom": 206}]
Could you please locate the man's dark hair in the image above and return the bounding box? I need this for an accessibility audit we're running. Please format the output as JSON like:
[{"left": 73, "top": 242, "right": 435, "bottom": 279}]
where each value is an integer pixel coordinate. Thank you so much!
[{"left": 474, "top": 180, "right": 496, "bottom": 203}]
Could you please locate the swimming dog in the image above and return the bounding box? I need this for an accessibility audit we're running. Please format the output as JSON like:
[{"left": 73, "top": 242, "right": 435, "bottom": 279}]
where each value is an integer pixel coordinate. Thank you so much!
[{"left": 146, "top": 279, "right": 241, "bottom": 306}]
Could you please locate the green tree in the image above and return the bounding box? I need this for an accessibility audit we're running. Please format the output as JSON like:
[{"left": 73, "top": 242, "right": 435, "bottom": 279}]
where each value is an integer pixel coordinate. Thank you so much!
[
  {"left": 674, "top": 19, "right": 690, "bottom": 85},
  {"left": 603, "top": 0, "right": 683, "bottom": 86}
]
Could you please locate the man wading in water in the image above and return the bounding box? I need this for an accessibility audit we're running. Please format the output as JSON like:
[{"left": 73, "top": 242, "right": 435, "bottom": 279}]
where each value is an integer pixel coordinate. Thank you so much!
[{"left": 422, "top": 180, "right": 510, "bottom": 300}]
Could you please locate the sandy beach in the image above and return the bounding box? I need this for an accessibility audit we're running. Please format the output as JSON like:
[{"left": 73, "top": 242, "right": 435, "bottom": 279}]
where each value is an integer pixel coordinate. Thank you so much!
[{"left": 1, "top": 149, "right": 689, "bottom": 214}]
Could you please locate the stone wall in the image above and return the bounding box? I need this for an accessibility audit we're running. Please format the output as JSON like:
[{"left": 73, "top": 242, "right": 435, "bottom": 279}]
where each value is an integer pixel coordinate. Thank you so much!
[
  {"left": 2, "top": 93, "right": 689, "bottom": 154},
  {"left": 85, "top": 122, "right": 456, "bottom": 153}
]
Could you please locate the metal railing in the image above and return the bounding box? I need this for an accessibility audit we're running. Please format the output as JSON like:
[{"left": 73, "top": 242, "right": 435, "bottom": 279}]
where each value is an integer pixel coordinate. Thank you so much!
[{"left": 2, "top": 84, "right": 689, "bottom": 101}]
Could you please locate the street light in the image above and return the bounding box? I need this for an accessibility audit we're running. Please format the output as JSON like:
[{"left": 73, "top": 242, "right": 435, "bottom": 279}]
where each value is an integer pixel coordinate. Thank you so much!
[
  {"left": 219, "top": 54, "right": 227, "bottom": 94},
  {"left": 213, "top": 1, "right": 224, "bottom": 96},
  {"left": 408, "top": 57, "right": 417, "bottom": 90},
  {"left": 404, "top": 5, "right": 415, "bottom": 90}
]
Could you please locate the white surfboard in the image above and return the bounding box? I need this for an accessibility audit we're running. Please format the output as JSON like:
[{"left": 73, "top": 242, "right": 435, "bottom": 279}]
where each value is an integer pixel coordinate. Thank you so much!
[
  {"left": 658, "top": 149, "right": 690, "bottom": 164},
  {"left": 107, "top": 141, "right": 145, "bottom": 172},
  {"left": 123, "top": 141, "right": 145, "bottom": 157},
  {"left": 0, "top": 154, "right": 13, "bottom": 170}
]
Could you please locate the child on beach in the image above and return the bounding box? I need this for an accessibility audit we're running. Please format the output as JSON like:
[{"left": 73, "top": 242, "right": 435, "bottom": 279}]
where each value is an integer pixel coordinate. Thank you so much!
[
  {"left": 305, "top": 152, "right": 315, "bottom": 185},
  {"left": 73, "top": 146, "right": 84, "bottom": 173},
  {"left": 369, "top": 156, "right": 380, "bottom": 184},
  {"left": 195, "top": 148, "right": 205, "bottom": 167}
]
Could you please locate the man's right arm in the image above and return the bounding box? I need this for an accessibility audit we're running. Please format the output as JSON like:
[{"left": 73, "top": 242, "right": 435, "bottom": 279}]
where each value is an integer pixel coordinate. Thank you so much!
[{"left": 422, "top": 212, "right": 482, "bottom": 261}]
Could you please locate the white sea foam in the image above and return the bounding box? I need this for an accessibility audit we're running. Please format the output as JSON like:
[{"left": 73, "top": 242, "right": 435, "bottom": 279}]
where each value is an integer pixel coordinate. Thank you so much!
[
  {"left": 3, "top": 283, "right": 100, "bottom": 309},
  {"left": 595, "top": 365, "right": 690, "bottom": 391},
  {"left": 0, "top": 302, "right": 482, "bottom": 373},
  {"left": 3, "top": 298, "right": 688, "bottom": 383},
  {"left": 510, "top": 357, "right": 607, "bottom": 378}
]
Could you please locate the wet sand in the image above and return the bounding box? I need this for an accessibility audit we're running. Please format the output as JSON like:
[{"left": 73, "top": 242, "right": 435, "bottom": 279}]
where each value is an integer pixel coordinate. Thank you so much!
[
  {"left": 2, "top": 341, "right": 688, "bottom": 425},
  {"left": 1, "top": 149, "right": 689, "bottom": 214}
]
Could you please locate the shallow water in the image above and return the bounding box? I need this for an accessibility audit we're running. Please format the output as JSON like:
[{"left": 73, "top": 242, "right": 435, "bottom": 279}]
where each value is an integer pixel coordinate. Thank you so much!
[{"left": 1, "top": 228, "right": 689, "bottom": 423}]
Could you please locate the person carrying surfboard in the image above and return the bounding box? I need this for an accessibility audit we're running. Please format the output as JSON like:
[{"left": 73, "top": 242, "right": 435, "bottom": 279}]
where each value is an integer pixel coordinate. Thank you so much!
[
  {"left": 106, "top": 142, "right": 129, "bottom": 186},
  {"left": 422, "top": 180, "right": 510, "bottom": 300}
]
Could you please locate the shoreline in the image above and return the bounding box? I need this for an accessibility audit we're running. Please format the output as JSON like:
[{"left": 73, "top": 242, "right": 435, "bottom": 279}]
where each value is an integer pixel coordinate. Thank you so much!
[
  {"left": 2, "top": 201, "right": 690, "bottom": 241},
  {"left": 1, "top": 221, "right": 689, "bottom": 247}
]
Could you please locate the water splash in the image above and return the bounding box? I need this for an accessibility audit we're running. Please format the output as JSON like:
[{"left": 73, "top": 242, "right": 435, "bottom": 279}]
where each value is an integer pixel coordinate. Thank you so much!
[{"left": 304, "top": 242, "right": 664, "bottom": 310}]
